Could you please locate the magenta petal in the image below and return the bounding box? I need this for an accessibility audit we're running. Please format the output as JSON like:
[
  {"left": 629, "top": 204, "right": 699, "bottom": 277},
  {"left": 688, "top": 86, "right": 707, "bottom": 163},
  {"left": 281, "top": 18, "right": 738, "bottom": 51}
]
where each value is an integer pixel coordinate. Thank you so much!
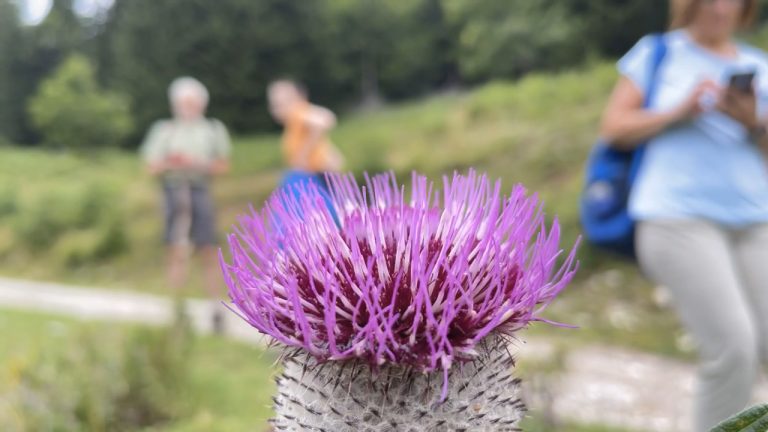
[{"left": 220, "top": 170, "right": 578, "bottom": 376}]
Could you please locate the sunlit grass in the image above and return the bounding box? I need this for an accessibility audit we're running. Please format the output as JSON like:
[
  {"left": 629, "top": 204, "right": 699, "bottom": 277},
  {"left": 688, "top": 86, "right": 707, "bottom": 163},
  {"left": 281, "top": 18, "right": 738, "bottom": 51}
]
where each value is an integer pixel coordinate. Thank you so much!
[
  {"left": 0, "top": 308, "right": 636, "bottom": 432},
  {"left": 2, "top": 62, "right": 616, "bottom": 284},
  {"left": 0, "top": 308, "right": 277, "bottom": 431},
  {"left": 0, "top": 61, "right": 691, "bottom": 361}
]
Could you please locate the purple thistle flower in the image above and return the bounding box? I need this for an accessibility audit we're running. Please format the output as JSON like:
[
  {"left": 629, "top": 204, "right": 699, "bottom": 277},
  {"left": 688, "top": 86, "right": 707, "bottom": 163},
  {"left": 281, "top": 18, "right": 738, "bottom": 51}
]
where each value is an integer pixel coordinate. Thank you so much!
[{"left": 220, "top": 171, "right": 578, "bottom": 399}]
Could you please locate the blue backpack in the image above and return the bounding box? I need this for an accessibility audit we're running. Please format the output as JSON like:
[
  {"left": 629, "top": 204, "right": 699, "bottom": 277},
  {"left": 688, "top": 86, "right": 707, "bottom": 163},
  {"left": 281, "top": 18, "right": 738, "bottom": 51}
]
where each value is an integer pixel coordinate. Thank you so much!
[{"left": 580, "top": 35, "right": 668, "bottom": 258}]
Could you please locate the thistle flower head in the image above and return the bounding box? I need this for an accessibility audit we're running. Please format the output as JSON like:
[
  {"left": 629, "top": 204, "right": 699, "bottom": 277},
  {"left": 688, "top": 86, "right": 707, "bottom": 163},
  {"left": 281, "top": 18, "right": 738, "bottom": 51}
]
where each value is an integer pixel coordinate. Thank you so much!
[{"left": 221, "top": 171, "right": 577, "bottom": 386}]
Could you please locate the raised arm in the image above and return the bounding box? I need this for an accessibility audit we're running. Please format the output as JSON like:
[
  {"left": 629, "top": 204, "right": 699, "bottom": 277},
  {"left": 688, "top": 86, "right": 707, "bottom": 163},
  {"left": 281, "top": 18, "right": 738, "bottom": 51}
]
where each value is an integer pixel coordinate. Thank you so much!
[
  {"left": 600, "top": 76, "right": 715, "bottom": 150},
  {"left": 294, "top": 106, "right": 336, "bottom": 170}
]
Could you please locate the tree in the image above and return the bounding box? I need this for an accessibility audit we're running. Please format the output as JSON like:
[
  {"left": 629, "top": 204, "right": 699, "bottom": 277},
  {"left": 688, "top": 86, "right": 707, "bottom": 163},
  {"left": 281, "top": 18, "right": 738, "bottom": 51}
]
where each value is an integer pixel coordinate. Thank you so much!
[
  {"left": 28, "top": 54, "right": 133, "bottom": 149},
  {"left": 100, "top": 0, "right": 462, "bottom": 137},
  {"left": 9, "top": 0, "right": 88, "bottom": 144},
  {"left": 567, "top": 0, "right": 668, "bottom": 57},
  {"left": 104, "top": 0, "right": 332, "bottom": 137},
  {"left": 0, "top": 0, "right": 23, "bottom": 142},
  {"left": 318, "top": 0, "right": 457, "bottom": 106},
  {"left": 377, "top": 0, "right": 458, "bottom": 98},
  {"left": 444, "top": 0, "right": 585, "bottom": 81}
]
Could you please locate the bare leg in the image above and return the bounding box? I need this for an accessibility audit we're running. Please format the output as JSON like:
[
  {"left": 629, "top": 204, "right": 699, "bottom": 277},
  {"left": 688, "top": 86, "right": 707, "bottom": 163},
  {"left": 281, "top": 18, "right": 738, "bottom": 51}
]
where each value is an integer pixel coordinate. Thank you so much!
[
  {"left": 200, "top": 246, "right": 223, "bottom": 299},
  {"left": 200, "top": 245, "right": 226, "bottom": 334},
  {"left": 167, "top": 245, "right": 189, "bottom": 293}
]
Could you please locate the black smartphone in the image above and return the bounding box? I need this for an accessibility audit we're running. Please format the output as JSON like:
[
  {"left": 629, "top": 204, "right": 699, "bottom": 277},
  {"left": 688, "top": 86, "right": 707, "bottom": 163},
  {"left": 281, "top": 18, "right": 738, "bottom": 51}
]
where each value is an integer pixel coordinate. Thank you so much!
[{"left": 729, "top": 71, "right": 756, "bottom": 93}]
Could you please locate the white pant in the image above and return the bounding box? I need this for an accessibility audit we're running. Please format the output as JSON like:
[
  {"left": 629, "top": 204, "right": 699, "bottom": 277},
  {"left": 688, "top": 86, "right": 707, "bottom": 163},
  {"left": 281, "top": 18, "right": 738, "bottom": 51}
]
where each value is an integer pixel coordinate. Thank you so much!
[{"left": 637, "top": 220, "right": 768, "bottom": 431}]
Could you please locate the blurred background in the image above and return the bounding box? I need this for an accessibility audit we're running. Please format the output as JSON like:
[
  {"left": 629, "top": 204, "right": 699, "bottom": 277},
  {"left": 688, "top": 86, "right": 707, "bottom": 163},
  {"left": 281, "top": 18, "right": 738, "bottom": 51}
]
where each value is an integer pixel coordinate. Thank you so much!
[{"left": 2, "top": 0, "right": 768, "bottom": 431}]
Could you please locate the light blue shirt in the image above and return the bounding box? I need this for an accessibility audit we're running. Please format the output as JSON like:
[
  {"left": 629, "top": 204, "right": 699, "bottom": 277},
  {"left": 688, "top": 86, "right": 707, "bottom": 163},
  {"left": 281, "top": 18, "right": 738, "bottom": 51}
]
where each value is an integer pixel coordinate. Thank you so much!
[{"left": 621, "top": 30, "right": 768, "bottom": 226}]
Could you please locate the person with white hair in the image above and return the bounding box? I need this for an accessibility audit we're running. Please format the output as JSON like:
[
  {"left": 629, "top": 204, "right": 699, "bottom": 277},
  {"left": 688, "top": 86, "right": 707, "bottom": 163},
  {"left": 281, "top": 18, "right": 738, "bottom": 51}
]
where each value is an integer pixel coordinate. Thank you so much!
[{"left": 140, "top": 76, "right": 231, "bottom": 333}]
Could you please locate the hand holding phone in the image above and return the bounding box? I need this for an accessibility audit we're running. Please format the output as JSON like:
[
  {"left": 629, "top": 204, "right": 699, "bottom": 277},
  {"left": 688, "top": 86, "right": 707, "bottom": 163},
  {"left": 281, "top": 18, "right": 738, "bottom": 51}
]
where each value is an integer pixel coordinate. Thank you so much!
[
  {"left": 718, "top": 71, "right": 759, "bottom": 132},
  {"left": 729, "top": 71, "right": 756, "bottom": 93}
]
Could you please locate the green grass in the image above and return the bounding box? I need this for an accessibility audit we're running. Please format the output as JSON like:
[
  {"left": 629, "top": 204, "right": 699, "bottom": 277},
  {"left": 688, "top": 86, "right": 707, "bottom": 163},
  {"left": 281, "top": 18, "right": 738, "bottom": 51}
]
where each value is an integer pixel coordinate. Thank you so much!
[
  {"left": 12, "top": 32, "right": 768, "bottom": 431},
  {"left": 0, "top": 308, "right": 635, "bottom": 432},
  {"left": 0, "top": 61, "right": 616, "bottom": 288},
  {"left": 0, "top": 137, "right": 283, "bottom": 294},
  {"left": 0, "top": 60, "right": 689, "bottom": 361},
  {"left": 0, "top": 308, "right": 277, "bottom": 431}
]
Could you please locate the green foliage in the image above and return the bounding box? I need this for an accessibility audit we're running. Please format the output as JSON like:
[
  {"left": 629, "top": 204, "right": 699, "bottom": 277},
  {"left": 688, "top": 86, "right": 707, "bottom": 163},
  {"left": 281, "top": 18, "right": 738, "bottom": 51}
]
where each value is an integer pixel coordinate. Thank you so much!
[
  {"left": 710, "top": 404, "right": 768, "bottom": 432},
  {"left": 113, "top": 319, "right": 192, "bottom": 428},
  {"left": 0, "top": 309, "right": 279, "bottom": 430},
  {"left": 444, "top": 0, "right": 586, "bottom": 81},
  {"left": 100, "top": 0, "right": 644, "bottom": 136},
  {"left": 12, "top": 181, "right": 129, "bottom": 264},
  {"left": 320, "top": 0, "right": 456, "bottom": 104},
  {"left": 102, "top": 0, "right": 454, "bottom": 134},
  {"left": 91, "top": 215, "right": 130, "bottom": 262},
  {"left": 0, "top": 62, "right": 616, "bottom": 286},
  {"left": 28, "top": 54, "right": 133, "bottom": 149},
  {"left": 0, "top": 0, "right": 765, "bottom": 141},
  {"left": 0, "top": 184, "right": 17, "bottom": 219},
  {"left": 76, "top": 184, "right": 111, "bottom": 228},
  {"left": 0, "top": 0, "right": 23, "bottom": 142},
  {"left": 566, "top": 0, "right": 668, "bottom": 57},
  {"left": 4, "top": 319, "right": 192, "bottom": 432},
  {"left": 106, "top": 0, "right": 328, "bottom": 134},
  {"left": 13, "top": 191, "right": 73, "bottom": 252},
  {"left": 0, "top": 63, "right": 723, "bottom": 359},
  {"left": 2, "top": 0, "right": 87, "bottom": 143}
]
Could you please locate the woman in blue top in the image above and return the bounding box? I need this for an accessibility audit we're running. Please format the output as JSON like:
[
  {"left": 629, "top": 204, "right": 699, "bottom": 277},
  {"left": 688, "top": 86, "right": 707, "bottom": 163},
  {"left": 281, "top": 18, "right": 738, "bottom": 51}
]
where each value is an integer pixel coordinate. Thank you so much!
[{"left": 601, "top": 0, "right": 768, "bottom": 429}]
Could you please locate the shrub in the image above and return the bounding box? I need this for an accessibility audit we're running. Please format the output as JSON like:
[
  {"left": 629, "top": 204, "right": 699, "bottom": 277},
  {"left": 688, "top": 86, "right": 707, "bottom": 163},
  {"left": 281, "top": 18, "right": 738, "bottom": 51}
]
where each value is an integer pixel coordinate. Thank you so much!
[
  {"left": 0, "top": 184, "right": 16, "bottom": 218},
  {"left": 3, "top": 319, "right": 193, "bottom": 432},
  {"left": 28, "top": 54, "right": 133, "bottom": 150},
  {"left": 76, "top": 184, "right": 111, "bottom": 228},
  {"left": 13, "top": 191, "right": 73, "bottom": 252},
  {"left": 14, "top": 183, "right": 129, "bottom": 262},
  {"left": 51, "top": 230, "right": 101, "bottom": 268},
  {"left": 446, "top": 0, "right": 585, "bottom": 81},
  {"left": 91, "top": 214, "right": 130, "bottom": 262}
]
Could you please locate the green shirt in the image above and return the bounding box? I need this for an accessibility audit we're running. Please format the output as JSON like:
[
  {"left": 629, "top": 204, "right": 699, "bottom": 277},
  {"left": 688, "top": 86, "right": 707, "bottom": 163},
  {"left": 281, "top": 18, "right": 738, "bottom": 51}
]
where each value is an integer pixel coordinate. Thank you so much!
[{"left": 140, "top": 118, "right": 231, "bottom": 183}]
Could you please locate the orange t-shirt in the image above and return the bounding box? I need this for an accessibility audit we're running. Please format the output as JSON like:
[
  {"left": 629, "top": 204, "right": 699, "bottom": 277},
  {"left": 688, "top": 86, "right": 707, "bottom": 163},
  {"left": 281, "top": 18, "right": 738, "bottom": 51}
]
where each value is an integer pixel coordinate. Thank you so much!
[{"left": 282, "top": 103, "right": 332, "bottom": 173}]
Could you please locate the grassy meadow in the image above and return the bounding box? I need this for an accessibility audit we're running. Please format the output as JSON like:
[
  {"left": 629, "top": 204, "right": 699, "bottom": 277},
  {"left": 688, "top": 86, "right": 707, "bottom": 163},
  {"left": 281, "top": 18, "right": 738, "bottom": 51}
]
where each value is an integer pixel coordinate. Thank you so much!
[
  {"left": 0, "top": 60, "right": 693, "bottom": 431},
  {"left": 0, "top": 60, "right": 687, "bottom": 356},
  {"left": 0, "top": 61, "right": 617, "bottom": 289},
  {"left": 0, "top": 308, "right": 633, "bottom": 431},
  {"left": 0, "top": 308, "right": 277, "bottom": 431}
]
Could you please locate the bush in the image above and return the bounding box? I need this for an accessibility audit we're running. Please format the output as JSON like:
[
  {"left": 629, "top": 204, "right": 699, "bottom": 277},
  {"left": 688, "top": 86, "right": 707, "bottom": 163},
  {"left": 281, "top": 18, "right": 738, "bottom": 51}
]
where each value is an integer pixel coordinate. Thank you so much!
[
  {"left": 91, "top": 214, "right": 130, "bottom": 262},
  {"left": 0, "top": 184, "right": 16, "bottom": 218},
  {"left": 446, "top": 0, "right": 585, "bottom": 81},
  {"left": 2, "top": 319, "right": 193, "bottom": 432},
  {"left": 28, "top": 54, "right": 133, "bottom": 149},
  {"left": 76, "top": 184, "right": 111, "bottom": 228},
  {"left": 51, "top": 230, "right": 102, "bottom": 268},
  {"left": 13, "top": 191, "right": 73, "bottom": 252},
  {"left": 13, "top": 183, "right": 129, "bottom": 264}
]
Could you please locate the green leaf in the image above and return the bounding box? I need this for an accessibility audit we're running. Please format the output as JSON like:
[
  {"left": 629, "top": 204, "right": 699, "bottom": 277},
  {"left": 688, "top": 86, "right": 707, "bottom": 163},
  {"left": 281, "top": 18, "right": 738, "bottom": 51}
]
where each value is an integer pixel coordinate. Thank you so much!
[{"left": 710, "top": 404, "right": 768, "bottom": 432}]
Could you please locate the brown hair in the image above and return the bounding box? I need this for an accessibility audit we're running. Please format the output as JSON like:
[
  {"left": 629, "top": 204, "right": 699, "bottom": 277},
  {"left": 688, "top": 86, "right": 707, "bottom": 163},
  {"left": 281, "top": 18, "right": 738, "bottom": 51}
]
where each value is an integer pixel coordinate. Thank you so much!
[
  {"left": 669, "top": 0, "right": 759, "bottom": 29},
  {"left": 268, "top": 78, "right": 308, "bottom": 99}
]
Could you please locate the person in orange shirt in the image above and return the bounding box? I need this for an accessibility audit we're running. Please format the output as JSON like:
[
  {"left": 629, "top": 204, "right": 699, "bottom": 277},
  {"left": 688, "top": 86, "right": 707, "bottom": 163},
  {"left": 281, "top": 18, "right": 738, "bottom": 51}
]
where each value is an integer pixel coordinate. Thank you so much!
[{"left": 267, "top": 80, "right": 344, "bottom": 185}]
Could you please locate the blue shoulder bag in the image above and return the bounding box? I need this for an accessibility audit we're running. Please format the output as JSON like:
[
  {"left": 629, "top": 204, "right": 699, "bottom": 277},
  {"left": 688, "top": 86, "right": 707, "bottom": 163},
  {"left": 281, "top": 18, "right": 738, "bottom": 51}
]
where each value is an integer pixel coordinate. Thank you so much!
[{"left": 580, "top": 35, "right": 668, "bottom": 258}]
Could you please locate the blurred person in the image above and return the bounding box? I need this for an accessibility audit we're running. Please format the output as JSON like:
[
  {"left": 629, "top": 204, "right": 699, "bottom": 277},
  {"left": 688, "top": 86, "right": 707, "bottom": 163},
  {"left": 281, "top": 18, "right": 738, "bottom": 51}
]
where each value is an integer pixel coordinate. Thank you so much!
[
  {"left": 140, "top": 77, "right": 231, "bottom": 333},
  {"left": 267, "top": 79, "right": 343, "bottom": 185},
  {"left": 601, "top": 0, "right": 768, "bottom": 429}
]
